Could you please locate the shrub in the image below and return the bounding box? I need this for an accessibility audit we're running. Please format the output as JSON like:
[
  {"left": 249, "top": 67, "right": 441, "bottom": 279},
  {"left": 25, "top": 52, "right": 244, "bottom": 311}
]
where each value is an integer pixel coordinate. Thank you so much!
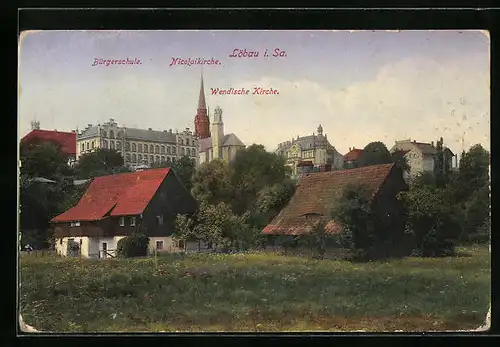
[{"left": 117, "top": 233, "right": 150, "bottom": 258}]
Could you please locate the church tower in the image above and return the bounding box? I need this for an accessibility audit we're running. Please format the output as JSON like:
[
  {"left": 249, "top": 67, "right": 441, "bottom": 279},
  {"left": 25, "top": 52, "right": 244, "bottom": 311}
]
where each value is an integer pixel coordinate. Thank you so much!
[
  {"left": 194, "top": 73, "right": 211, "bottom": 139},
  {"left": 211, "top": 106, "right": 224, "bottom": 160}
]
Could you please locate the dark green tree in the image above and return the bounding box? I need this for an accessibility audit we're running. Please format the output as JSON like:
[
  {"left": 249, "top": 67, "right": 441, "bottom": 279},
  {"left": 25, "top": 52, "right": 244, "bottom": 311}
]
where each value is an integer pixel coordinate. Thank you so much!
[
  {"left": 20, "top": 140, "right": 73, "bottom": 180},
  {"left": 356, "top": 142, "right": 393, "bottom": 168},
  {"left": 75, "top": 148, "right": 128, "bottom": 178},
  {"left": 171, "top": 156, "right": 196, "bottom": 192},
  {"left": 191, "top": 159, "right": 234, "bottom": 206}
]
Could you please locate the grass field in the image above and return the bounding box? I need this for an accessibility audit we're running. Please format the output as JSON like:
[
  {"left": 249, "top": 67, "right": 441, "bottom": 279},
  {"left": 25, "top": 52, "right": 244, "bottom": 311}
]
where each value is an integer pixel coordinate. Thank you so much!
[{"left": 19, "top": 245, "right": 490, "bottom": 332}]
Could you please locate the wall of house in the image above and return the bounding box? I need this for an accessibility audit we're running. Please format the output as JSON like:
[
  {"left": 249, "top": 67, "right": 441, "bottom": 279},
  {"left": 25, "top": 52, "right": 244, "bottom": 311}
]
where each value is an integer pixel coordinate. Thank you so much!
[
  {"left": 405, "top": 149, "right": 424, "bottom": 177},
  {"left": 423, "top": 156, "right": 435, "bottom": 172},
  {"left": 148, "top": 236, "right": 179, "bottom": 253},
  {"left": 55, "top": 236, "right": 89, "bottom": 257},
  {"left": 141, "top": 171, "right": 197, "bottom": 238}
]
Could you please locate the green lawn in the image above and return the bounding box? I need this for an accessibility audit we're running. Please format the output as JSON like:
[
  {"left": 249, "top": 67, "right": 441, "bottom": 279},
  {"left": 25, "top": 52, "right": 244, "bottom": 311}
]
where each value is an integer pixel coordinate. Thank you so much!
[{"left": 19, "top": 245, "right": 491, "bottom": 332}]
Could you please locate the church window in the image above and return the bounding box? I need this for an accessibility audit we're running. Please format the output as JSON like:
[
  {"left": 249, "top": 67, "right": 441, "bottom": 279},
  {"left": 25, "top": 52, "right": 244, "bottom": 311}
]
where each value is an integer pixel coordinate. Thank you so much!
[
  {"left": 109, "top": 130, "right": 115, "bottom": 139},
  {"left": 181, "top": 147, "right": 185, "bottom": 156},
  {"left": 116, "top": 141, "right": 122, "bottom": 150},
  {"left": 161, "top": 146, "right": 165, "bottom": 154},
  {"left": 132, "top": 154, "right": 137, "bottom": 163},
  {"left": 110, "top": 141, "right": 115, "bottom": 150},
  {"left": 155, "top": 145, "right": 160, "bottom": 154},
  {"left": 126, "top": 153, "right": 130, "bottom": 162},
  {"left": 125, "top": 142, "right": 130, "bottom": 151},
  {"left": 186, "top": 148, "right": 191, "bottom": 156}
]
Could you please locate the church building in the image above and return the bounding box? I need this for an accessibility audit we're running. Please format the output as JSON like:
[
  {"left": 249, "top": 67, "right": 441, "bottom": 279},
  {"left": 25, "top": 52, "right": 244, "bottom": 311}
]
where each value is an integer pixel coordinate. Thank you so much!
[{"left": 195, "top": 74, "right": 246, "bottom": 165}]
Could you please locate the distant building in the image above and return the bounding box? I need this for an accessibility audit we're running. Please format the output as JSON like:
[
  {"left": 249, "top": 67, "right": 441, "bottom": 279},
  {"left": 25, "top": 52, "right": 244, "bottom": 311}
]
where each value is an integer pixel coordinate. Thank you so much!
[
  {"left": 76, "top": 118, "right": 198, "bottom": 169},
  {"left": 21, "top": 121, "right": 77, "bottom": 166},
  {"left": 275, "top": 125, "right": 344, "bottom": 177},
  {"left": 343, "top": 147, "right": 364, "bottom": 168},
  {"left": 390, "top": 138, "right": 457, "bottom": 181},
  {"left": 194, "top": 74, "right": 246, "bottom": 165}
]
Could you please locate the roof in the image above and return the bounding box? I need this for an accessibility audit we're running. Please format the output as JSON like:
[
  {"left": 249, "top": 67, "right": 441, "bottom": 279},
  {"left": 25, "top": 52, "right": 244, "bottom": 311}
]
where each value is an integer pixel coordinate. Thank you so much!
[
  {"left": 77, "top": 126, "right": 178, "bottom": 143},
  {"left": 21, "top": 129, "right": 77, "bottom": 156},
  {"left": 263, "top": 163, "right": 396, "bottom": 236},
  {"left": 391, "top": 140, "right": 437, "bottom": 156},
  {"left": 413, "top": 142, "right": 437, "bottom": 155},
  {"left": 344, "top": 148, "right": 363, "bottom": 161},
  {"left": 199, "top": 133, "right": 246, "bottom": 151},
  {"left": 51, "top": 168, "right": 171, "bottom": 222}
]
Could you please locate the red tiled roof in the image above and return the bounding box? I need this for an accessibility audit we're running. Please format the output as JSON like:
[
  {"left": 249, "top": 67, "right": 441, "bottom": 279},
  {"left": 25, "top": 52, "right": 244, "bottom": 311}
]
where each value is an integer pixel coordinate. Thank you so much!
[
  {"left": 21, "top": 129, "right": 77, "bottom": 156},
  {"left": 51, "top": 168, "right": 171, "bottom": 222},
  {"left": 343, "top": 148, "right": 363, "bottom": 161},
  {"left": 263, "top": 163, "right": 395, "bottom": 236}
]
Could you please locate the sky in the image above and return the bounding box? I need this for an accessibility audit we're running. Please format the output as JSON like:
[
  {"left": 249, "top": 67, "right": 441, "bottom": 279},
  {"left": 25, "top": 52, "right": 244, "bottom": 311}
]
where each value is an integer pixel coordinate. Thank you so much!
[{"left": 18, "top": 30, "right": 490, "bottom": 155}]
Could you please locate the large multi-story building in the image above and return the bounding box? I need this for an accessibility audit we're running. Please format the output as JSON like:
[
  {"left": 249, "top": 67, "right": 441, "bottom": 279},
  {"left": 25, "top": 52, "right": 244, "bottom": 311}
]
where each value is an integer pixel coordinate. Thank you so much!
[
  {"left": 390, "top": 138, "right": 457, "bottom": 181},
  {"left": 76, "top": 118, "right": 198, "bottom": 169},
  {"left": 275, "top": 125, "right": 344, "bottom": 177},
  {"left": 194, "top": 74, "right": 246, "bottom": 165}
]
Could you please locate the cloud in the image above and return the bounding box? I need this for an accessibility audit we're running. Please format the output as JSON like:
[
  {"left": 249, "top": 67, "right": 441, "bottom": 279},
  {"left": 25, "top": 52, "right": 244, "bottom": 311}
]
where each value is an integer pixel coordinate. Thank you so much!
[
  {"left": 211, "top": 54, "right": 490, "bottom": 155},
  {"left": 19, "top": 54, "right": 489, "bottom": 157}
]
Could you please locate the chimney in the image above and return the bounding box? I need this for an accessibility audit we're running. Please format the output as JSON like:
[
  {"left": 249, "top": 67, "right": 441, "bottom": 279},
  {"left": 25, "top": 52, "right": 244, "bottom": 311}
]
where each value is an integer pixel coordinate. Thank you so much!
[
  {"left": 148, "top": 128, "right": 152, "bottom": 131},
  {"left": 413, "top": 140, "right": 416, "bottom": 143},
  {"left": 431, "top": 141, "right": 434, "bottom": 147}
]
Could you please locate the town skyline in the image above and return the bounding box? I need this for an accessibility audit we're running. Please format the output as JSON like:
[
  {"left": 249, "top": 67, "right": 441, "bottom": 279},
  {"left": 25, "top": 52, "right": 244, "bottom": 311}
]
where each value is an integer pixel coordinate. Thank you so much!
[{"left": 19, "top": 30, "right": 490, "bottom": 155}]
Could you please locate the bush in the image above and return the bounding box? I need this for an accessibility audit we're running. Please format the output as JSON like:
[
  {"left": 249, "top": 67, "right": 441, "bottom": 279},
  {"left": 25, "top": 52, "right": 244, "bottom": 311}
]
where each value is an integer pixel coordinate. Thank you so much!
[{"left": 117, "top": 233, "right": 150, "bottom": 258}]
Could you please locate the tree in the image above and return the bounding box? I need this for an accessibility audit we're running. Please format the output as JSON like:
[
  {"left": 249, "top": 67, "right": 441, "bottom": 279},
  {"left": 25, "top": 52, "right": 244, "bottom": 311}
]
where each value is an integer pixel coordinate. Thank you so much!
[
  {"left": 391, "top": 150, "right": 411, "bottom": 173},
  {"left": 75, "top": 148, "right": 128, "bottom": 179},
  {"left": 171, "top": 156, "right": 196, "bottom": 192},
  {"left": 229, "top": 144, "right": 290, "bottom": 214},
  {"left": 252, "top": 179, "right": 296, "bottom": 229},
  {"left": 191, "top": 160, "right": 234, "bottom": 206},
  {"left": 20, "top": 140, "right": 73, "bottom": 180},
  {"left": 356, "top": 142, "right": 393, "bottom": 168},
  {"left": 329, "top": 183, "right": 376, "bottom": 260},
  {"left": 451, "top": 144, "right": 490, "bottom": 201}
]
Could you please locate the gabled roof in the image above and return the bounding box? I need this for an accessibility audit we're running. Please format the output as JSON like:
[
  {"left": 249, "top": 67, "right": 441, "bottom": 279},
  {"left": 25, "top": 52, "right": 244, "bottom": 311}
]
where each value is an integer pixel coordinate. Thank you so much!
[
  {"left": 21, "top": 129, "right": 77, "bottom": 156},
  {"left": 51, "top": 168, "right": 171, "bottom": 222},
  {"left": 344, "top": 148, "right": 363, "bottom": 161},
  {"left": 413, "top": 142, "right": 437, "bottom": 155},
  {"left": 263, "top": 163, "right": 396, "bottom": 236},
  {"left": 199, "top": 133, "right": 246, "bottom": 151}
]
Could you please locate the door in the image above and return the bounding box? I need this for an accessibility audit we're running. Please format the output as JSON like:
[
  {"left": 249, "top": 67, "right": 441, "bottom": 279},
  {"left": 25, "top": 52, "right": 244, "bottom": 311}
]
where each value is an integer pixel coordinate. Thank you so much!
[{"left": 102, "top": 242, "right": 107, "bottom": 259}]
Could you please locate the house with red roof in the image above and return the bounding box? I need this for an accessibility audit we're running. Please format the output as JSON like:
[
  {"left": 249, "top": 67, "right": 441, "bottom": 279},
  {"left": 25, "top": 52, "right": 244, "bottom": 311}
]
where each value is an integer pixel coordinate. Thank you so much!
[
  {"left": 343, "top": 147, "right": 364, "bottom": 168},
  {"left": 51, "top": 168, "right": 197, "bottom": 258},
  {"left": 21, "top": 125, "right": 77, "bottom": 162},
  {"left": 263, "top": 163, "right": 408, "bottom": 257}
]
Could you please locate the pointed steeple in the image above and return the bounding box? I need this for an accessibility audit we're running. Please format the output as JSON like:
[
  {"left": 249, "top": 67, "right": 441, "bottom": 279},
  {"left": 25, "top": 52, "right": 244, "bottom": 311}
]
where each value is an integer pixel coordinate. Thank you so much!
[{"left": 198, "top": 72, "right": 207, "bottom": 110}]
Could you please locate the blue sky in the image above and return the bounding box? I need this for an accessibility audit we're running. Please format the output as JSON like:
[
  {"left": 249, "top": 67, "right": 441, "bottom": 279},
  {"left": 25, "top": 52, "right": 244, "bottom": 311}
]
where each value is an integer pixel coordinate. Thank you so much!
[{"left": 19, "top": 30, "right": 490, "bottom": 155}]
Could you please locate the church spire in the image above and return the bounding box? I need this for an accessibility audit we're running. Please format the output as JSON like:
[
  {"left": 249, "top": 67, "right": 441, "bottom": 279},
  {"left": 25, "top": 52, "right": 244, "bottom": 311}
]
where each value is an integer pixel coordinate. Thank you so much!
[{"left": 198, "top": 72, "right": 207, "bottom": 110}]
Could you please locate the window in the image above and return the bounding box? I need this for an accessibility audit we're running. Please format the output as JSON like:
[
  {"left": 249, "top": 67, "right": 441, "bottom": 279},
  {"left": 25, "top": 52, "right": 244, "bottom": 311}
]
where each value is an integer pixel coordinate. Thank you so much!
[
  {"left": 91, "top": 141, "right": 95, "bottom": 149},
  {"left": 137, "top": 143, "right": 141, "bottom": 152},
  {"left": 109, "top": 130, "right": 115, "bottom": 139},
  {"left": 125, "top": 142, "right": 130, "bottom": 151},
  {"left": 70, "top": 221, "right": 81, "bottom": 227},
  {"left": 161, "top": 146, "right": 165, "bottom": 154},
  {"left": 130, "top": 217, "right": 136, "bottom": 226},
  {"left": 102, "top": 140, "right": 108, "bottom": 149},
  {"left": 167, "top": 156, "right": 171, "bottom": 163},
  {"left": 110, "top": 141, "right": 115, "bottom": 150},
  {"left": 186, "top": 138, "right": 190, "bottom": 146},
  {"left": 150, "top": 155, "right": 154, "bottom": 163},
  {"left": 150, "top": 145, "right": 154, "bottom": 153},
  {"left": 156, "top": 241, "right": 164, "bottom": 250},
  {"left": 143, "top": 144, "right": 148, "bottom": 153},
  {"left": 155, "top": 145, "right": 159, "bottom": 154},
  {"left": 101, "top": 130, "right": 107, "bottom": 138},
  {"left": 178, "top": 240, "right": 185, "bottom": 249},
  {"left": 181, "top": 147, "right": 185, "bottom": 156},
  {"left": 161, "top": 155, "right": 165, "bottom": 162},
  {"left": 167, "top": 146, "right": 171, "bottom": 154},
  {"left": 81, "top": 143, "right": 84, "bottom": 152},
  {"left": 132, "top": 154, "right": 137, "bottom": 163},
  {"left": 119, "top": 217, "right": 124, "bottom": 227},
  {"left": 172, "top": 157, "right": 176, "bottom": 163},
  {"left": 138, "top": 154, "right": 143, "bottom": 161},
  {"left": 116, "top": 141, "right": 122, "bottom": 150},
  {"left": 180, "top": 139, "right": 184, "bottom": 145},
  {"left": 186, "top": 148, "right": 191, "bottom": 156},
  {"left": 126, "top": 153, "right": 131, "bottom": 162},
  {"left": 207, "top": 241, "right": 212, "bottom": 249},
  {"left": 172, "top": 147, "right": 177, "bottom": 155},
  {"left": 86, "top": 142, "right": 89, "bottom": 150},
  {"left": 155, "top": 155, "right": 160, "bottom": 162},
  {"left": 157, "top": 214, "right": 164, "bottom": 226}
]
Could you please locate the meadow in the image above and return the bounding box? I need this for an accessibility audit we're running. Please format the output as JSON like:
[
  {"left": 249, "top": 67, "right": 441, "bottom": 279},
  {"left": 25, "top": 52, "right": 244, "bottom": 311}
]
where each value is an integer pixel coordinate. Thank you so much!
[{"left": 19, "top": 245, "right": 490, "bottom": 332}]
